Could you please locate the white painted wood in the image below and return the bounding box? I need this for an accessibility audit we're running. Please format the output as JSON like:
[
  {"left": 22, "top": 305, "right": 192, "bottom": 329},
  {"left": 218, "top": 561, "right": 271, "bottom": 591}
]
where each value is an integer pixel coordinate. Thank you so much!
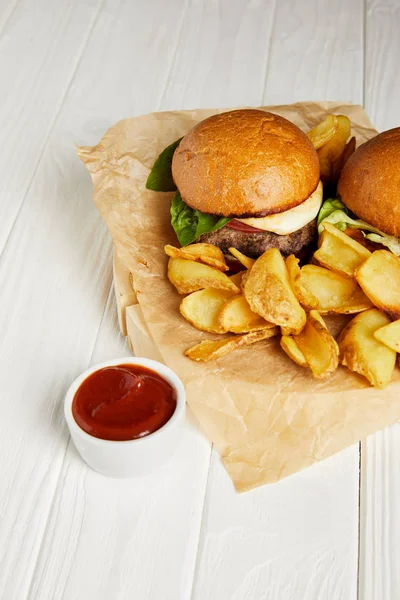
[
  {"left": 28, "top": 291, "right": 211, "bottom": 600},
  {"left": 192, "top": 1, "right": 363, "bottom": 598},
  {"left": 0, "top": 0, "right": 103, "bottom": 254},
  {"left": 193, "top": 447, "right": 359, "bottom": 600},
  {"left": 359, "top": 2, "right": 400, "bottom": 598},
  {"left": 0, "top": 1, "right": 212, "bottom": 599},
  {"left": 263, "top": 0, "right": 364, "bottom": 105},
  {"left": 1, "top": 0, "right": 397, "bottom": 598}
]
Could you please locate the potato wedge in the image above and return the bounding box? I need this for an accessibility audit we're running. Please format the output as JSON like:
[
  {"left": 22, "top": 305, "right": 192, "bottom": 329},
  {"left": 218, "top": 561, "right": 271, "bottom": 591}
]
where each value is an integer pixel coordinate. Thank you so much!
[
  {"left": 374, "top": 319, "right": 400, "bottom": 352},
  {"left": 228, "top": 247, "right": 255, "bottom": 270},
  {"left": 219, "top": 294, "right": 274, "bottom": 333},
  {"left": 244, "top": 248, "right": 306, "bottom": 334},
  {"left": 180, "top": 288, "right": 234, "bottom": 333},
  {"left": 280, "top": 335, "right": 308, "bottom": 367},
  {"left": 299, "top": 264, "right": 372, "bottom": 314},
  {"left": 332, "top": 135, "right": 356, "bottom": 180},
  {"left": 355, "top": 250, "right": 400, "bottom": 320},
  {"left": 318, "top": 115, "right": 351, "bottom": 182},
  {"left": 293, "top": 310, "right": 339, "bottom": 378},
  {"left": 241, "top": 270, "right": 250, "bottom": 291},
  {"left": 229, "top": 271, "right": 244, "bottom": 288},
  {"left": 286, "top": 254, "right": 318, "bottom": 309},
  {"left": 185, "top": 327, "right": 279, "bottom": 362},
  {"left": 307, "top": 115, "right": 338, "bottom": 149},
  {"left": 165, "top": 243, "right": 228, "bottom": 271},
  {"left": 168, "top": 257, "right": 240, "bottom": 295},
  {"left": 314, "top": 222, "right": 371, "bottom": 277},
  {"left": 338, "top": 308, "right": 396, "bottom": 388}
]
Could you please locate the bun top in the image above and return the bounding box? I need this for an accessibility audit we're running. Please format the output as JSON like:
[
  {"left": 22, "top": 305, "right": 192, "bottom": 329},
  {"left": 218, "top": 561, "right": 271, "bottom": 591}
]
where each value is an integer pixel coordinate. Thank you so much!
[
  {"left": 171, "top": 109, "right": 320, "bottom": 218},
  {"left": 338, "top": 128, "right": 400, "bottom": 236}
]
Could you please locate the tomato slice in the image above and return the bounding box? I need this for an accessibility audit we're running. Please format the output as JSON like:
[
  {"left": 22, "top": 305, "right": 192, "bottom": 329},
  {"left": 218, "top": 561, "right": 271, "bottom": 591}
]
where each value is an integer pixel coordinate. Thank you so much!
[{"left": 226, "top": 219, "right": 265, "bottom": 233}]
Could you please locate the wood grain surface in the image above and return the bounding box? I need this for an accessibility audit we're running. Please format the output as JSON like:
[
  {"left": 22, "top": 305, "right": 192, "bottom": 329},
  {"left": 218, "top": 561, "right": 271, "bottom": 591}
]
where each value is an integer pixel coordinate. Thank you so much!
[{"left": 0, "top": 1, "right": 398, "bottom": 599}]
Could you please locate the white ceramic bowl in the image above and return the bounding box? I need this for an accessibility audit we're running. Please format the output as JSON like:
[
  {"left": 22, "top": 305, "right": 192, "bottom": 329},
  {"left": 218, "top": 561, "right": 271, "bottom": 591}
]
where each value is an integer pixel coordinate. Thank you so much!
[{"left": 64, "top": 357, "right": 186, "bottom": 478}]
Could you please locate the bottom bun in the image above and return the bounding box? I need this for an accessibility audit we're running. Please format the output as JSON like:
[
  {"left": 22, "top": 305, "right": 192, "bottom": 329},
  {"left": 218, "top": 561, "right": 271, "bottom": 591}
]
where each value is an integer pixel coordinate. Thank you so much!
[{"left": 198, "top": 219, "right": 317, "bottom": 258}]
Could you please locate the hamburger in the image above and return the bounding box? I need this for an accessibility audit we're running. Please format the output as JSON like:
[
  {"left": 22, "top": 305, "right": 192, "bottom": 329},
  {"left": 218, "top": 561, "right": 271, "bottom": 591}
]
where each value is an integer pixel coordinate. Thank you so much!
[
  {"left": 318, "top": 127, "right": 400, "bottom": 255},
  {"left": 147, "top": 109, "right": 323, "bottom": 258}
]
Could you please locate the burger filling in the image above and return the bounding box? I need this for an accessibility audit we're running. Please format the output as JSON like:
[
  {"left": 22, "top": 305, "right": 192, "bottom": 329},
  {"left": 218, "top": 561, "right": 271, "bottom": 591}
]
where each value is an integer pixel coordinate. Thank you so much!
[{"left": 318, "top": 198, "right": 400, "bottom": 256}]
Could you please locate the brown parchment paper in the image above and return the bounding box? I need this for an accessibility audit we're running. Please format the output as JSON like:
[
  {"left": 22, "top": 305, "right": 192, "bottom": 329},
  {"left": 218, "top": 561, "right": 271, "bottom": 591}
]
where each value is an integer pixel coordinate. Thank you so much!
[{"left": 78, "top": 102, "right": 400, "bottom": 492}]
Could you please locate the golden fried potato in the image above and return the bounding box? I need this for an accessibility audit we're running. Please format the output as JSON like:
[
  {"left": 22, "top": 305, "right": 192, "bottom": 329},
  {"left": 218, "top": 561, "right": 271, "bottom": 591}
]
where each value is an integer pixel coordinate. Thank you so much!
[
  {"left": 299, "top": 264, "right": 372, "bottom": 314},
  {"left": 338, "top": 308, "right": 396, "bottom": 388},
  {"left": 332, "top": 136, "right": 356, "bottom": 180},
  {"left": 374, "top": 319, "right": 400, "bottom": 352},
  {"left": 185, "top": 327, "right": 279, "bottom": 362},
  {"left": 241, "top": 270, "right": 250, "bottom": 291},
  {"left": 314, "top": 222, "right": 371, "bottom": 277},
  {"left": 228, "top": 247, "right": 255, "bottom": 270},
  {"left": 286, "top": 254, "right": 318, "bottom": 309},
  {"left": 318, "top": 115, "right": 351, "bottom": 182},
  {"left": 355, "top": 250, "right": 400, "bottom": 320},
  {"left": 165, "top": 243, "right": 228, "bottom": 271},
  {"left": 229, "top": 271, "right": 244, "bottom": 288},
  {"left": 219, "top": 294, "right": 274, "bottom": 333},
  {"left": 307, "top": 115, "right": 338, "bottom": 149},
  {"left": 180, "top": 288, "right": 234, "bottom": 333},
  {"left": 244, "top": 248, "right": 306, "bottom": 334},
  {"left": 280, "top": 335, "right": 308, "bottom": 367},
  {"left": 293, "top": 310, "right": 339, "bottom": 378},
  {"left": 168, "top": 257, "right": 240, "bottom": 295}
]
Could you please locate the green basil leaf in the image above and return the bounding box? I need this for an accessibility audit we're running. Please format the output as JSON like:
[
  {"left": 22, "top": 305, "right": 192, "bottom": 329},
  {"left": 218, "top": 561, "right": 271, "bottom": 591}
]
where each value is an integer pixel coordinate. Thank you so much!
[
  {"left": 170, "top": 191, "right": 197, "bottom": 246},
  {"left": 170, "top": 192, "right": 231, "bottom": 246},
  {"left": 194, "top": 212, "right": 231, "bottom": 239},
  {"left": 146, "top": 137, "right": 183, "bottom": 191}
]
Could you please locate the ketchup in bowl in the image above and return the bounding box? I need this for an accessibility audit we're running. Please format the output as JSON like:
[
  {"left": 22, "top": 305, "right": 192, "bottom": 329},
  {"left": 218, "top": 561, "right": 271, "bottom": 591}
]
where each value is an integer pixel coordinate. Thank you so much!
[{"left": 72, "top": 364, "right": 177, "bottom": 441}]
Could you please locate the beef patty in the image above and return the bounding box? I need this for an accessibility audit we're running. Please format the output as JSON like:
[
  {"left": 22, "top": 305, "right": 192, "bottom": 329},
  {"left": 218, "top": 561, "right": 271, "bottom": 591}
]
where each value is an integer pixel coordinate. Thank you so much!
[{"left": 198, "top": 219, "right": 317, "bottom": 258}]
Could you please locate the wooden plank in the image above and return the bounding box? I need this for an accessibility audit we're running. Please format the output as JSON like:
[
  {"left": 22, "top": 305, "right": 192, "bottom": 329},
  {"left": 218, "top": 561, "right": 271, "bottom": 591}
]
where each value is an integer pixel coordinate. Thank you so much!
[
  {"left": 25, "top": 1, "right": 287, "bottom": 597},
  {"left": 28, "top": 291, "right": 211, "bottom": 600},
  {"left": 191, "top": 1, "right": 363, "bottom": 598},
  {"left": 0, "top": 0, "right": 103, "bottom": 255},
  {"left": 6, "top": 1, "right": 214, "bottom": 599},
  {"left": 359, "top": 1, "right": 400, "bottom": 597},
  {"left": 193, "top": 448, "right": 359, "bottom": 600},
  {"left": 263, "top": 0, "right": 364, "bottom": 105}
]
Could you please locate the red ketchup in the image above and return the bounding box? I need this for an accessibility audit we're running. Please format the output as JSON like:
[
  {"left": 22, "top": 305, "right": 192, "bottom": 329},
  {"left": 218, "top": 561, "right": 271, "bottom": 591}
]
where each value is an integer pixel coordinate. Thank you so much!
[{"left": 72, "top": 364, "right": 176, "bottom": 441}]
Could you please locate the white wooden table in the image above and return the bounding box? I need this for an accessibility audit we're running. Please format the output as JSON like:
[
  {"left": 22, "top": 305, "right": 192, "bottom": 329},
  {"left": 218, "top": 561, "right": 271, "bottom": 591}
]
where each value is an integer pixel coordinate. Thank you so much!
[{"left": 1, "top": 1, "right": 399, "bottom": 598}]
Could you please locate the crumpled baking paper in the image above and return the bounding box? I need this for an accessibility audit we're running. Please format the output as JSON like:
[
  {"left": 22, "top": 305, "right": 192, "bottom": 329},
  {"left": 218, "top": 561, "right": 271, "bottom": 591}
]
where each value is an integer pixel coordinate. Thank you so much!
[{"left": 78, "top": 102, "right": 400, "bottom": 492}]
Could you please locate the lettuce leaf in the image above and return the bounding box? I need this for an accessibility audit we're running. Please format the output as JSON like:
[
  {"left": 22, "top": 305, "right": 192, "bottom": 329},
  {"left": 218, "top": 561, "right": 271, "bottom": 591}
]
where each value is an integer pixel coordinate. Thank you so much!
[
  {"left": 146, "top": 138, "right": 182, "bottom": 192},
  {"left": 317, "top": 198, "right": 347, "bottom": 228},
  {"left": 170, "top": 192, "right": 230, "bottom": 246},
  {"left": 317, "top": 198, "right": 400, "bottom": 256}
]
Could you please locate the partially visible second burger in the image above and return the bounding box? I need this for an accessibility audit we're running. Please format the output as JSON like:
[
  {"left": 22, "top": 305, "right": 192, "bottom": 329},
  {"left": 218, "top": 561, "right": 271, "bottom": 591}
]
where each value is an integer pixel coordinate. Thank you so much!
[
  {"left": 147, "top": 109, "right": 323, "bottom": 258},
  {"left": 319, "top": 127, "right": 400, "bottom": 255}
]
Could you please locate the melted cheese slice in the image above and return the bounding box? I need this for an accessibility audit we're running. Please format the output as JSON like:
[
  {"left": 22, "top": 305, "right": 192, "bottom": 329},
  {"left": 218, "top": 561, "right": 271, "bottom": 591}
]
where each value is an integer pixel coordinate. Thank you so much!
[{"left": 238, "top": 181, "right": 323, "bottom": 235}]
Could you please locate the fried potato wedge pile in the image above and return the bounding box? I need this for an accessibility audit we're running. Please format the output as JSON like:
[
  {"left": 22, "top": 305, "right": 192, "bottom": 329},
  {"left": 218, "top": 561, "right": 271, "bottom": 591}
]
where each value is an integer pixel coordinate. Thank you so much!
[
  {"left": 168, "top": 257, "right": 239, "bottom": 294},
  {"left": 219, "top": 295, "right": 274, "bottom": 333},
  {"left": 180, "top": 289, "right": 235, "bottom": 334},
  {"left": 338, "top": 309, "right": 396, "bottom": 389},
  {"left": 355, "top": 250, "right": 400, "bottom": 320},
  {"left": 165, "top": 221, "right": 400, "bottom": 388},
  {"left": 185, "top": 328, "right": 279, "bottom": 362},
  {"left": 165, "top": 243, "right": 228, "bottom": 271},
  {"left": 315, "top": 222, "right": 371, "bottom": 277},
  {"left": 243, "top": 248, "right": 306, "bottom": 335},
  {"left": 307, "top": 114, "right": 355, "bottom": 182},
  {"left": 298, "top": 264, "right": 372, "bottom": 314}
]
